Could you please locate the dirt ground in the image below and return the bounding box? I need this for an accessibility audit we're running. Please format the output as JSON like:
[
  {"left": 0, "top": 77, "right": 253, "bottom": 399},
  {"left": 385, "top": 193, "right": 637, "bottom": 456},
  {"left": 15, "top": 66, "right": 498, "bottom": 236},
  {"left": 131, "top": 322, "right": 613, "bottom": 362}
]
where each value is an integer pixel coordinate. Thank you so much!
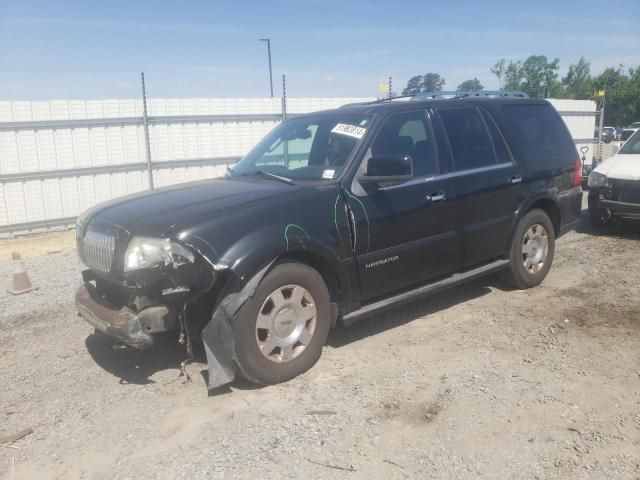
[{"left": 1, "top": 201, "right": 639, "bottom": 480}]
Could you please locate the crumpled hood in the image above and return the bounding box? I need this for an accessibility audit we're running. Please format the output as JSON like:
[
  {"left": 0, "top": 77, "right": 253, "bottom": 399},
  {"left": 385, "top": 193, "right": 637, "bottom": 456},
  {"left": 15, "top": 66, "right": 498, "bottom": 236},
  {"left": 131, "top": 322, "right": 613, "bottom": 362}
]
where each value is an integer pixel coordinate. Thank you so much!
[
  {"left": 594, "top": 154, "right": 640, "bottom": 181},
  {"left": 83, "top": 177, "right": 297, "bottom": 236}
]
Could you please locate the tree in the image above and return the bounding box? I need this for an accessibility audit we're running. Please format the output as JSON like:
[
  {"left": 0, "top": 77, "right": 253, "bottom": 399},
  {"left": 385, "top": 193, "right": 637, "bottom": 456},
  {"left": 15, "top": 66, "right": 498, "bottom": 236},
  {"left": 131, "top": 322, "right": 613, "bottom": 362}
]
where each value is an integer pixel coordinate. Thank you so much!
[
  {"left": 401, "top": 73, "right": 446, "bottom": 95},
  {"left": 491, "top": 55, "right": 560, "bottom": 98},
  {"left": 562, "top": 57, "right": 592, "bottom": 99},
  {"left": 402, "top": 75, "right": 424, "bottom": 96},
  {"left": 521, "top": 55, "right": 560, "bottom": 97},
  {"left": 457, "top": 78, "right": 484, "bottom": 91},
  {"left": 503, "top": 61, "right": 524, "bottom": 90},
  {"left": 491, "top": 59, "right": 506, "bottom": 88},
  {"left": 423, "top": 73, "right": 446, "bottom": 92},
  {"left": 592, "top": 66, "right": 640, "bottom": 126}
]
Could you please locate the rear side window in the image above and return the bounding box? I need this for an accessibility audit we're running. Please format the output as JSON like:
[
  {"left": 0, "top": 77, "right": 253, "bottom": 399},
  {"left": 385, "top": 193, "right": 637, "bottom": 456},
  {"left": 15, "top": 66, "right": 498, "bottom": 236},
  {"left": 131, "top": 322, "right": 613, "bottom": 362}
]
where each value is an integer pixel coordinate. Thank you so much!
[
  {"left": 480, "top": 110, "right": 511, "bottom": 164},
  {"left": 438, "top": 108, "right": 496, "bottom": 171},
  {"left": 501, "top": 104, "right": 576, "bottom": 168}
]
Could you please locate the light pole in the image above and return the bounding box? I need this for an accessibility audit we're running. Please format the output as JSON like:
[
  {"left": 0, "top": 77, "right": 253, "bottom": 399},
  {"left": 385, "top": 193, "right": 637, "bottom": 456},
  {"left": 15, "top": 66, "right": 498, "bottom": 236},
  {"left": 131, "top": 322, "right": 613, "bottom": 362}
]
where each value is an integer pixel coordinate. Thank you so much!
[{"left": 259, "top": 38, "right": 274, "bottom": 98}]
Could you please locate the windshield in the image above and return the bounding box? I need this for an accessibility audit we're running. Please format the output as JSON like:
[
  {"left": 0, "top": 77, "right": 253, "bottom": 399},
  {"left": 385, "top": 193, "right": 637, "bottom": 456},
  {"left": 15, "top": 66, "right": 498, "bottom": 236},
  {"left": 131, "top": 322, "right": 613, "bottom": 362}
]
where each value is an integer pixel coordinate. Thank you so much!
[
  {"left": 619, "top": 130, "right": 640, "bottom": 154},
  {"left": 231, "top": 114, "right": 371, "bottom": 181}
]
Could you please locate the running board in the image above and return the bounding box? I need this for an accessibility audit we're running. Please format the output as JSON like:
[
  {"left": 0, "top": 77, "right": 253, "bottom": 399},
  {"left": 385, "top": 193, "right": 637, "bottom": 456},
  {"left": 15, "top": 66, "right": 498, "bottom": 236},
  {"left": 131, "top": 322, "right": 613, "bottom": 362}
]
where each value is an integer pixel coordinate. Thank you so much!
[{"left": 342, "top": 259, "right": 509, "bottom": 326}]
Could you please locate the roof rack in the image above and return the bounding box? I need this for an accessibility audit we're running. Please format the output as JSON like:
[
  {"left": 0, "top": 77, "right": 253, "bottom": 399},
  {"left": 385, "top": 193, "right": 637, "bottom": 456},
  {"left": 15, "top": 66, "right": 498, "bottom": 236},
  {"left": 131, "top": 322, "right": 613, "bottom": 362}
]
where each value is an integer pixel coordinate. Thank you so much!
[
  {"left": 412, "top": 90, "right": 528, "bottom": 101},
  {"left": 340, "top": 95, "right": 414, "bottom": 108},
  {"left": 340, "top": 90, "right": 529, "bottom": 109}
]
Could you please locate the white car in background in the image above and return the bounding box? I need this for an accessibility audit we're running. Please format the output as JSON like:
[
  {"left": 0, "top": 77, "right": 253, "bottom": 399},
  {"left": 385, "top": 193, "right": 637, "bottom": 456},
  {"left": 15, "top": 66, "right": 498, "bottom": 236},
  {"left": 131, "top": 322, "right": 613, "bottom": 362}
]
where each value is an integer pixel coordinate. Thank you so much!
[{"left": 588, "top": 129, "right": 640, "bottom": 226}]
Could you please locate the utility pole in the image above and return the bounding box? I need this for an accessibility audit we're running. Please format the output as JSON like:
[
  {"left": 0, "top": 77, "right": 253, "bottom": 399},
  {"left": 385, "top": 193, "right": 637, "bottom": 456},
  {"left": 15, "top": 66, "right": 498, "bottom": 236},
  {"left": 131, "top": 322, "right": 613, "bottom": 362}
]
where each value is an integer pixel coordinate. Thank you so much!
[
  {"left": 259, "top": 38, "right": 274, "bottom": 98},
  {"left": 597, "top": 93, "right": 605, "bottom": 165},
  {"left": 141, "top": 72, "right": 154, "bottom": 190},
  {"left": 388, "top": 76, "right": 392, "bottom": 99},
  {"left": 282, "top": 74, "right": 288, "bottom": 167},
  {"left": 281, "top": 74, "right": 287, "bottom": 121}
]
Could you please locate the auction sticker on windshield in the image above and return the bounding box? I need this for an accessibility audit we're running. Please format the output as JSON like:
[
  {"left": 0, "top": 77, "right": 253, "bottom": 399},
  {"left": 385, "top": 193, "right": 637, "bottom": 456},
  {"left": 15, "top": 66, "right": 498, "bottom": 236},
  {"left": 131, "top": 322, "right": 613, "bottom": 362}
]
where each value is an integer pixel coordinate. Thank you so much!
[{"left": 331, "top": 123, "right": 366, "bottom": 139}]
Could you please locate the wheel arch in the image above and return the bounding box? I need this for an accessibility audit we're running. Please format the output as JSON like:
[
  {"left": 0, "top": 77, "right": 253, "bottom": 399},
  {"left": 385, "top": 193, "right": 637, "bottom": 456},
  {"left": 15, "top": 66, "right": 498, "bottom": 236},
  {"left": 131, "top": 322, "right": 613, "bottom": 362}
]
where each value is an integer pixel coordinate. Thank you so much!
[
  {"left": 275, "top": 250, "right": 346, "bottom": 326},
  {"left": 506, "top": 194, "right": 561, "bottom": 254},
  {"left": 223, "top": 237, "right": 353, "bottom": 328},
  {"left": 527, "top": 198, "right": 561, "bottom": 236}
]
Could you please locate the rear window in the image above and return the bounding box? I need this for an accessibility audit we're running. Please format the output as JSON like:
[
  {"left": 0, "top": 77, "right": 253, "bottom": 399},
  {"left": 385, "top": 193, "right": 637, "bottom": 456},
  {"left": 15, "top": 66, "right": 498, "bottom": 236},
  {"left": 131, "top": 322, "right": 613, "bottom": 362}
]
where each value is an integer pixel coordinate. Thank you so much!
[{"left": 501, "top": 104, "right": 576, "bottom": 168}]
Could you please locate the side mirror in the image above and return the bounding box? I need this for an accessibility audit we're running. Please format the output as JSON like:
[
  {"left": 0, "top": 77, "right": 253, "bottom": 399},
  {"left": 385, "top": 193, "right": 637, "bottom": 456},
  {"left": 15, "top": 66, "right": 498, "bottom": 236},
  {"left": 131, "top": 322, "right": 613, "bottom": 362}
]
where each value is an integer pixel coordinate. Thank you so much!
[{"left": 359, "top": 155, "right": 413, "bottom": 184}]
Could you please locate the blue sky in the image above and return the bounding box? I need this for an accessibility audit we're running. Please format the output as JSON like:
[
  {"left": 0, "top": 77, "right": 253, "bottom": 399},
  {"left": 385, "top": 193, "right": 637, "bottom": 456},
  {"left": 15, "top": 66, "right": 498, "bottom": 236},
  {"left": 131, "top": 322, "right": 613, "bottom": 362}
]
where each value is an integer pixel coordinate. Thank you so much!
[{"left": 0, "top": 0, "right": 639, "bottom": 99}]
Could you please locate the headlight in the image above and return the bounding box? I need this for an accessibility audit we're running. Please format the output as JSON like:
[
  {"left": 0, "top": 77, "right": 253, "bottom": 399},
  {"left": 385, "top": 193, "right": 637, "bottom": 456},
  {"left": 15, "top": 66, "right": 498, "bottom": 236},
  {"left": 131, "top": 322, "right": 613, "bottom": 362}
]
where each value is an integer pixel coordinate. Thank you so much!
[
  {"left": 588, "top": 171, "right": 608, "bottom": 188},
  {"left": 124, "top": 236, "right": 195, "bottom": 272}
]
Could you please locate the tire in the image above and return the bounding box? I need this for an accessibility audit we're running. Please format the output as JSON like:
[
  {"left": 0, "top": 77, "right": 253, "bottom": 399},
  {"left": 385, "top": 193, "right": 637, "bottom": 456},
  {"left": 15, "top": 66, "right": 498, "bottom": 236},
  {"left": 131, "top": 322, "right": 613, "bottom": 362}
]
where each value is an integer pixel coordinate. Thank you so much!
[
  {"left": 501, "top": 209, "right": 555, "bottom": 289},
  {"left": 232, "top": 262, "right": 331, "bottom": 385},
  {"left": 588, "top": 199, "right": 611, "bottom": 228}
]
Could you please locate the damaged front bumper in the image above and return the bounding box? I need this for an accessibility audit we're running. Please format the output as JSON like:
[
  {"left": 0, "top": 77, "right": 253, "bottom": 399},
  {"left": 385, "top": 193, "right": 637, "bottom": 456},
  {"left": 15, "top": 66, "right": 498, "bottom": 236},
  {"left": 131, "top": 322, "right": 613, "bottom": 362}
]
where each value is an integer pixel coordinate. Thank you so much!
[
  {"left": 75, "top": 282, "right": 178, "bottom": 349},
  {"left": 76, "top": 259, "right": 274, "bottom": 392}
]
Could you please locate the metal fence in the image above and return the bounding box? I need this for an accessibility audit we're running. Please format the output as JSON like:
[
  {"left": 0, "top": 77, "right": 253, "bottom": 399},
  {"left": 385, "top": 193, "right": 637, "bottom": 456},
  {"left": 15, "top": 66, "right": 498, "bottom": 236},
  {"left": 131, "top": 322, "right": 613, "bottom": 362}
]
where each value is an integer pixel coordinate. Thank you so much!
[{"left": 0, "top": 97, "right": 596, "bottom": 236}]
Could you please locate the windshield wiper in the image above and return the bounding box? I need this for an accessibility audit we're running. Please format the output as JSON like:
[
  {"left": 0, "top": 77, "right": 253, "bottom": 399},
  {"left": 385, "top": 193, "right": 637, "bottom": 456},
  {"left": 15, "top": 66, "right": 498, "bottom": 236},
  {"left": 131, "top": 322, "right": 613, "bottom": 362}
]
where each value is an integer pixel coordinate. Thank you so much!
[{"left": 238, "top": 169, "right": 295, "bottom": 185}]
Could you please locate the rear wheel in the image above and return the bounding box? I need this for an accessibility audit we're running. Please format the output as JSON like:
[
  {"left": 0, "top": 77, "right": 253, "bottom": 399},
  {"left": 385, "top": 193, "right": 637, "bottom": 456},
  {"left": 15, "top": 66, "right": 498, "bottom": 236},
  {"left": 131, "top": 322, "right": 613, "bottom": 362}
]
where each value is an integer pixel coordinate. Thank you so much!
[
  {"left": 232, "top": 262, "right": 331, "bottom": 385},
  {"left": 502, "top": 209, "right": 555, "bottom": 289}
]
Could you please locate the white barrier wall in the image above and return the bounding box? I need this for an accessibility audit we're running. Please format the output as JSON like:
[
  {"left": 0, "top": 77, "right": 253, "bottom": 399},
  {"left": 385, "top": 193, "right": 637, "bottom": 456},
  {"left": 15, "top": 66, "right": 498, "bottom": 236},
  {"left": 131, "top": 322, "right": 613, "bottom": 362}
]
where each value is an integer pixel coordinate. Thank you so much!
[
  {"left": 547, "top": 99, "right": 597, "bottom": 165},
  {"left": 0, "top": 97, "right": 596, "bottom": 235},
  {"left": 0, "top": 97, "right": 373, "bottom": 235}
]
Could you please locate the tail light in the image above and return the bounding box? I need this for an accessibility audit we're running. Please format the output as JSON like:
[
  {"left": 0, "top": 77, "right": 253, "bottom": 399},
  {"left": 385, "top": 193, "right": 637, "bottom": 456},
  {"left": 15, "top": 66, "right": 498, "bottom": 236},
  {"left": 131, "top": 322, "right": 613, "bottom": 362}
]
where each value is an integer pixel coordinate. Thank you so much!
[{"left": 573, "top": 157, "right": 582, "bottom": 188}]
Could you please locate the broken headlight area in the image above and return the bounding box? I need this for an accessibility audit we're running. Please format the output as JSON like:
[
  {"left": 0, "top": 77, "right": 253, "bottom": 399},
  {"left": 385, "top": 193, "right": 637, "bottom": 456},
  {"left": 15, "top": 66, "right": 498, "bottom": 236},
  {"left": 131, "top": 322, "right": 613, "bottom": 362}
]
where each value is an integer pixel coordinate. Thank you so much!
[
  {"left": 77, "top": 238, "right": 218, "bottom": 349},
  {"left": 124, "top": 236, "right": 195, "bottom": 273}
]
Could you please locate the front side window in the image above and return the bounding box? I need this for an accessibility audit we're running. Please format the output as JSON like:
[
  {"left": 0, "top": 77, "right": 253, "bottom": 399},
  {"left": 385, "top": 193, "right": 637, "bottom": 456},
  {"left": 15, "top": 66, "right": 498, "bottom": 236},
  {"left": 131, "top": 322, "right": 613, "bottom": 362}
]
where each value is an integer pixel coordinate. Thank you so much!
[
  {"left": 621, "top": 130, "right": 637, "bottom": 142},
  {"left": 232, "top": 114, "right": 370, "bottom": 181},
  {"left": 370, "top": 111, "right": 438, "bottom": 177},
  {"left": 439, "top": 108, "right": 496, "bottom": 171}
]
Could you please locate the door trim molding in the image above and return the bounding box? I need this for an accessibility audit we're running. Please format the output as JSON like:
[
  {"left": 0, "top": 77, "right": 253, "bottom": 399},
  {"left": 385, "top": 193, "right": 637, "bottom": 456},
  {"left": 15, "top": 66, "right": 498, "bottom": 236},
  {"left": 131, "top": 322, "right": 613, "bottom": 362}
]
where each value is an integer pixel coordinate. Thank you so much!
[{"left": 342, "top": 258, "right": 509, "bottom": 325}]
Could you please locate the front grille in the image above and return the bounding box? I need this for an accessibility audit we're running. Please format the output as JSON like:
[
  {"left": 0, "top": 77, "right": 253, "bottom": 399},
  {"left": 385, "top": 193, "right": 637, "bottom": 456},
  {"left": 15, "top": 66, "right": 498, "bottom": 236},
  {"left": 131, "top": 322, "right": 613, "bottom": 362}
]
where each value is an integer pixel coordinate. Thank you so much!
[
  {"left": 82, "top": 230, "right": 117, "bottom": 273},
  {"left": 609, "top": 179, "right": 640, "bottom": 204}
]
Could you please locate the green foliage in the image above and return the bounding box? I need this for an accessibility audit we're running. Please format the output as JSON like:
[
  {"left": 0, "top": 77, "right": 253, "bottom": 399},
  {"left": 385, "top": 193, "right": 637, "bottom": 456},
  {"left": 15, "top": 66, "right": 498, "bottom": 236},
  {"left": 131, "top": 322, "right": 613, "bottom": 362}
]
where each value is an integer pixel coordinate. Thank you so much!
[
  {"left": 562, "top": 57, "right": 592, "bottom": 99},
  {"left": 403, "top": 55, "right": 639, "bottom": 126},
  {"left": 401, "top": 73, "right": 446, "bottom": 95},
  {"left": 402, "top": 75, "right": 424, "bottom": 96},
  {"left": 491, "top": 55, "right": 560, "bottom": 97},
  {"left": 457, "top": 78, "right": 484, "bottom": 91},
  {"left": 592, "top": 66, "right": 640, "bottom": 126}
]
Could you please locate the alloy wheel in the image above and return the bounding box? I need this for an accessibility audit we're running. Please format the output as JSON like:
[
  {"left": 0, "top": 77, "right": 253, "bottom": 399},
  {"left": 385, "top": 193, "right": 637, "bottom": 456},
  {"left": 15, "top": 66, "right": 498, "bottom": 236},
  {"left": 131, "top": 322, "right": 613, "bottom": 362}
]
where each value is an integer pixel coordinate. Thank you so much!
[{"left": 255, "top": 284, "right": 317, "bottom": 363}]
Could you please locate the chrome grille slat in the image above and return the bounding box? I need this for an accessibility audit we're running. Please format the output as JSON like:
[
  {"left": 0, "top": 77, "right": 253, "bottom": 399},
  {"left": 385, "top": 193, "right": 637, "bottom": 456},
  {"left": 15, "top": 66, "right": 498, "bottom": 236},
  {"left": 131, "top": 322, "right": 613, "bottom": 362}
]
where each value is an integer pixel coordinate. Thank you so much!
[{"left": 81, "top": 230, "right": 116, "bottom": 273}]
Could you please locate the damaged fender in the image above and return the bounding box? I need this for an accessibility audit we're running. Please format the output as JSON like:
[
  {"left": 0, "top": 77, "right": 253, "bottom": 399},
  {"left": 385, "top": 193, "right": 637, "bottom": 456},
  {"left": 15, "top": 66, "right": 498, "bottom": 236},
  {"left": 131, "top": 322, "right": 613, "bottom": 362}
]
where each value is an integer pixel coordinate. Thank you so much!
[{"left": 201, "top": 260, "right": 275, "bottom": 391}]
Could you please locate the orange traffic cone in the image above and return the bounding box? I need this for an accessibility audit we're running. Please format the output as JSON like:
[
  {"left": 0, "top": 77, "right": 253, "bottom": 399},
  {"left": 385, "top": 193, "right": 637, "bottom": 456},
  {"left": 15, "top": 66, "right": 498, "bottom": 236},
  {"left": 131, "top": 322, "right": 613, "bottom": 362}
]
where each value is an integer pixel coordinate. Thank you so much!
[{"left": 7, "top": 252, "right": 35, "bottom": 295}]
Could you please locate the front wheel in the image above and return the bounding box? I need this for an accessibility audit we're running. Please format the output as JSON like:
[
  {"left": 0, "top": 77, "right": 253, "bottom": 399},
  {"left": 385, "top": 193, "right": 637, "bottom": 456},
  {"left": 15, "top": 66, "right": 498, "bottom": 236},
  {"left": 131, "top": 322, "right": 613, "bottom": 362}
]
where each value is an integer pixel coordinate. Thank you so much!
[
  {"left": 588, "top": 198, "right": 612, "bottom": 228},
  {"left": 501, "top": 209, "right": 555, "bottom": 289},
  {"left": 232, "top": 262, "right": 331, "bottom": 385}
]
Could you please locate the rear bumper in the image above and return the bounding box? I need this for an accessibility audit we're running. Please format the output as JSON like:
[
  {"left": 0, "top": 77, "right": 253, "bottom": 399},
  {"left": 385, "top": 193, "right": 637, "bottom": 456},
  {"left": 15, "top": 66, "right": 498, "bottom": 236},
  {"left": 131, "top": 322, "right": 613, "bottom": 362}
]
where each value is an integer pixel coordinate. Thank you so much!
[
  {"left": 75, "top": 283, "right": 178, "bottom": 349},
  {"left": 558, "top": 186, "right": 583, "bottom": 236}
]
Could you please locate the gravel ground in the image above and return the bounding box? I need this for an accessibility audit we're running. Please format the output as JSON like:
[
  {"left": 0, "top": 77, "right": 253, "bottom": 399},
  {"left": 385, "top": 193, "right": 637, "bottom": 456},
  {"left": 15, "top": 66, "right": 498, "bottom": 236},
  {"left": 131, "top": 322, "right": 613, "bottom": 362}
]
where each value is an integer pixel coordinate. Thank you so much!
[{"left": 1, "top": 197, "right": 639, "bottom": 480}]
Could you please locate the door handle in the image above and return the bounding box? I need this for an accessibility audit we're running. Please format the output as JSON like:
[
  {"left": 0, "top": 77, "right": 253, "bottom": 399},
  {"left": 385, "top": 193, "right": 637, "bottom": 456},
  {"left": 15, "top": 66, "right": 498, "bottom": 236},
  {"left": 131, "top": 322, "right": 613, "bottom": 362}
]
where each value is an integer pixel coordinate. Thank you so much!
[
  {"left": 426, "top": 192, "right": 446, "bottom": 203},
  {"left": 509, "top": 175, "right": 523, "bottom": 185}
]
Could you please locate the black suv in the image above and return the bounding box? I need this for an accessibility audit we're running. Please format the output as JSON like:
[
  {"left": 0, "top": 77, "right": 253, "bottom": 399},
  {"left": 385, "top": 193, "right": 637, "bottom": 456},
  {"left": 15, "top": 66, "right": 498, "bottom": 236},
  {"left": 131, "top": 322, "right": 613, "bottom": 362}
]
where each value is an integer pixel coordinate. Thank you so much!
[{"left": 75, "top": 92, "right": 582, "bottom": 390}]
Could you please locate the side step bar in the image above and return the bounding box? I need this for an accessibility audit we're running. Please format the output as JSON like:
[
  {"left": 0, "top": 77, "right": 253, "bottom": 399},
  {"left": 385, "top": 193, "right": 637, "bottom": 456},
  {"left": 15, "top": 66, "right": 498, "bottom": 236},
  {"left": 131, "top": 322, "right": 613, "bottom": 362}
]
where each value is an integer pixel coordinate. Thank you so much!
[{"left": 342, "top": 259, "right": 509, "bottom": 326}]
